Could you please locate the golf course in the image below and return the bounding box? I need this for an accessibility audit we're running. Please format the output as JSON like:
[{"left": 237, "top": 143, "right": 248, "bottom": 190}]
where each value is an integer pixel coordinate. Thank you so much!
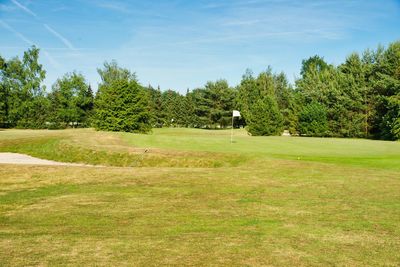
[
  {"left": 1, "top": 0, "right": 399, "bottom": 265},
  {"left": 0, "top": 128, "right": 399, "bottom": 266}
]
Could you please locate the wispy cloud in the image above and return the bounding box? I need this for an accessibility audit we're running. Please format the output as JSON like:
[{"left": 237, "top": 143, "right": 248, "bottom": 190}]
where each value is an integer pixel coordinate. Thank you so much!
[
  {"left": 222, "top": 19, "right": 262, "bottom": 26},
  {"left": 0, "top": 19, "right": 34, "bottom": 45},
  {"left": 170, "top": 29, "right": 342, "bottom": 47},
  {"left": 11, "top": 0, "right": 38, "bottom": 18},
  {"left": 94, "top": 0, "right": 169, "bottom": 19},
  {"left": 203, "top": 0, "right": 281, "bottom": 9},
  {"left": 1, "top": 0, "right": 398, "bottom": 91},
  {"left": 209, "top": 0, "right": 377, "bottom": 43},
  {"left": 97, "top": 2, "right": 130, "bottom": 13},
  {"left": 42, "top": 50, "right": 61, "bottom": 68},
  {"left": 0, "top": 19, "right": 61, "bottom": 69},
  {"left": 0, "top": 3, "right": 16, "bottom": 12},
  {"left": 11, "top": 0, "right": 76, "bottom": 51},
  {"left": 43, "top": 24, "right": 75, "bottom": 50},
  {"left": 51, "top": 6, "right": 69, "bottom": 12}
]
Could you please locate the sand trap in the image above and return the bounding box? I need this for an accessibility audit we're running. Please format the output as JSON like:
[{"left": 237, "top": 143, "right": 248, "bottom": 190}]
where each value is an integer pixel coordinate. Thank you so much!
[{"left": 0, "top": 152, "right": 89, "bottom": 166}]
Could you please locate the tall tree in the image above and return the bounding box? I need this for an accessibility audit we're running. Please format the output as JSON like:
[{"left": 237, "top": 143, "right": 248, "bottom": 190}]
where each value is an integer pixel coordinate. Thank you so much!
[
  {"left": 204, "top": 80, "right": 236, "bottom": 128},
  {"left": 189, "top": 88, "right": 212, "bottom": 128},
  {"left": 0, "top": 55, "right": 8, "bottom": 126},
  {"left": 300, "top": 55, "right": 329, "bottom": 77},
  {"left": 93, "top": 61, "right": 151, "bottom": 133},
  {"left": 146, "top": 85, "right": 164, "bottom": 127},
  {"left": 183, "top": 88, "right": 196, "bottom": 127},
  {"left": 246, "top": 96, "right": 283, "bottom": 136},
  {"left": 237, "top": 68, "right": 284, "bottom": 135},
  {"left": 160, "top": 89, "right": 187, "bottom": 127},
  {"left": 48, "top": 72, "right": 93, "bottom": 127},
  {"left": 338, "top": 53, "right": 369, "bottom": 137},
  {"left": 371, "top": 41, "right": 400, "bottom": 140},
  {"left": 186, "top": 80, "right": 236, "bottom": 128},
  {"left": 296, "top": 57, "right": 345, "bottom": 136},
  {"left": 0, "top": 46, "right": 47, "bottom": 128},
  {"left": 237, "top": 69, "right": 258, "bottom": 123},
  {"left": 273, "top": 72, "right": 298, "bottom": 133}
]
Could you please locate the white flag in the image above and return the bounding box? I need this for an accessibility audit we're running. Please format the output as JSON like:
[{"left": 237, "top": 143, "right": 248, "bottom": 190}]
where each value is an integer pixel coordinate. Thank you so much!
[{"left": 233, "top": 110, "right": 241, "bottom": 117}]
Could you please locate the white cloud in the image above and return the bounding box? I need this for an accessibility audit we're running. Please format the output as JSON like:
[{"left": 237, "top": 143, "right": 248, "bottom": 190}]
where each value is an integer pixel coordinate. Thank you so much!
[
  {"left": 0, "top": 19, "right": 61, "bottom": 69},
  {"left": 11, "top": 0, "right": 38, "bottom": 18},
  {"left": 0, "top": 19, "right": 34, "bottom": 45},
  {"left": 43, "top": 24, "right": 75, "bottom": 51},
  {"left": 97, "top": 2, "right": 130, "bottom": 13},
  {"left": 0, "top": 3, "right": 17, "bottom": 12},
  {"left": 11, "top": 0, "right": 76, "bottom": 51}
]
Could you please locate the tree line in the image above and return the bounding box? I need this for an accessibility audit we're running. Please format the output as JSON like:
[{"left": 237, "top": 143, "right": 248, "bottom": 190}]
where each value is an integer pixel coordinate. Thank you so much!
[{"left": 0, "top": 41, "right": 399, "bottom": 140}]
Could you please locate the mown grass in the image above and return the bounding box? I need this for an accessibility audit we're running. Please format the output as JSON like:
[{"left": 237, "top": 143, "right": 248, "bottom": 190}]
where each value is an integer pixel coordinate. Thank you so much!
[
  {"left": 0, "top": 128, "right": 399, "bottom": 266},
  {"left": 1, "top": 128, "right": 399, "bottom": 169},
  {"left": 121, "top": 128, "right": 400, "bottom": 170}
]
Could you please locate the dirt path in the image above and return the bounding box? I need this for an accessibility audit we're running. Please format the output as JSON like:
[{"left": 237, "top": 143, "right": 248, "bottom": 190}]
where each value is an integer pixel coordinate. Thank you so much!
[{"left": 0, "top": 152, "right": 90, "bottom": 166}]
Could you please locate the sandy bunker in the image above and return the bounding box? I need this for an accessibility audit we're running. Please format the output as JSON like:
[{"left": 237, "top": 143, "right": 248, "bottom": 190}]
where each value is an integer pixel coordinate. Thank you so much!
[{"left": 0, "top": 152, "right": 87, "bottom": 166}]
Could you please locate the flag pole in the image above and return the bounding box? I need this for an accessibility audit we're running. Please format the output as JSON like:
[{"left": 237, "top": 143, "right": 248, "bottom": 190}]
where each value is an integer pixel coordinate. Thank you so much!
[
  {"left": 231, "top": 114, "right": 234, "bottom": 143},
  {"left": 231, "top": 110, "right": 240, "bottom": 143}
]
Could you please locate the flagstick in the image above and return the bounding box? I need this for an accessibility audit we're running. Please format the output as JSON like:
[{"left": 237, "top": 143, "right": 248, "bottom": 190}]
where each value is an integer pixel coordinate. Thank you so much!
[{"left": 231, "top": 115, "right": 234, "bottom": 143}]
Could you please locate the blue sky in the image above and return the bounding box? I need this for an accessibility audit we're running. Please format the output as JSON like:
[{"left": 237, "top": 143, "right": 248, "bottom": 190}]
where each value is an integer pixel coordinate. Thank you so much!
[{"left": 0, "top": 0, "right": 399, "bottom": 93}]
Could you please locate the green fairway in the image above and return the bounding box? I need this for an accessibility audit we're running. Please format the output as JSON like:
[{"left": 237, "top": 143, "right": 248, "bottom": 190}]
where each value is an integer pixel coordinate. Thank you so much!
[
  {"left": 122, "top": 128, "right": 400, "bottom": 170},
  {"left": 1, "top": 128, "right": 399, "bottom": 169},
  {"left": 0, "top": 128, "right": 399, "bottom": 266}
]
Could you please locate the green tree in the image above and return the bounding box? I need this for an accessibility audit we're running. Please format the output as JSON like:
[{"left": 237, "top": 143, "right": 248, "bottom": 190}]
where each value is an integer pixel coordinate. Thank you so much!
[
  {"left": 146, "top": 85, "right": 163, "bottom": 127},
  {"left": 160, "top": 89, "right": 187, "bottom": 127},
  {"left": 79, "top": 84, "right": 94, "bottom": 125},
  {"left": 237, "top": 68, "right": 285, "bottom": 135},
  {"left": 186, "top": 80, "right": 236, "bottom": 128},
  {"left": 300, "top": 55, "right": 329, "bottom": 77},
  {"left": 0, "top": 55, "right": 8, "bottom": 126},
  {"left": 246, "top": 96, "right": 283, "bottom": 136},
  {"left": 93, "top": 61, "right": 151, "bottom": 133},
  {"left": 190, "top": 88, "right": 211, "bottom": 128},
  {"left": 236, "top": 69, "right": 257, "bottom": 124},
  {"left": 48, "top": 72, "right": 93, "bottom": 128},
  {"left": 183, "top": 88, "right": 196, "bottom": 127},
  {"left": 204, "top": 80, "right": 236, "bottom": 128},
  {"left": 296, "top": 57, "right": 349, "bottom": 136},
  {"left": 0, "top": 46, "right": 47, "bottom": 128},
  {"left": 298, "top": 102, "right": 328, "bottom": 136},
  {"left": 338, "top": 53, "right": 369, "bottom": 137},
  {"left": 273, "top": 72, "right": 298, "bottom": 134},
  {"left": 371, "top": 41, "right": 400, "bottom": 140}
]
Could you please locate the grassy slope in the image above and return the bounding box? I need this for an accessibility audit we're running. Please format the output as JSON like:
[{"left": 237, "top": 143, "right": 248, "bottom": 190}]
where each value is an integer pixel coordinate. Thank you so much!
[
  {"left": 0, "top": 129, "right": 247, "bottom": 168},
  {"left": 122, "top": 128, "right": 400, "bottom": 170},
  {"left": 0, "top": 128, "right": 399, "bottom": 266}
]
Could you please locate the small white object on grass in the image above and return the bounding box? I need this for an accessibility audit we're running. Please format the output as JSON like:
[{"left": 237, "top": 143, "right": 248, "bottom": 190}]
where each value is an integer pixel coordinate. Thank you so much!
[{"left": 282, "top": 130, "right": 291, "bottom": 136}]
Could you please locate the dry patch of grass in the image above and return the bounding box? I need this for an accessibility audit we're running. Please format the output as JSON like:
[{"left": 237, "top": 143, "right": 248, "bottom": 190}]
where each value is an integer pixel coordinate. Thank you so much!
[
  {"left": 0, "top": 161, "right": 399, "bottom": 266},
  {"left": 0, "top": 128, "right": 399, "bottom": 265}
]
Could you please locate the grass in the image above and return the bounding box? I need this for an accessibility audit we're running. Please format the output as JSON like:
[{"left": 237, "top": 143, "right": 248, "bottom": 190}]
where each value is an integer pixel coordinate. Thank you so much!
[
  {"left": 122, "top": 128, "right": 400, "bottom": 170},
  {"left": 0, "top": 128, "right": 399, "bottom": 266},
  {"left": 0, "top": 129, "right": 247, "bottom": 167}
]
